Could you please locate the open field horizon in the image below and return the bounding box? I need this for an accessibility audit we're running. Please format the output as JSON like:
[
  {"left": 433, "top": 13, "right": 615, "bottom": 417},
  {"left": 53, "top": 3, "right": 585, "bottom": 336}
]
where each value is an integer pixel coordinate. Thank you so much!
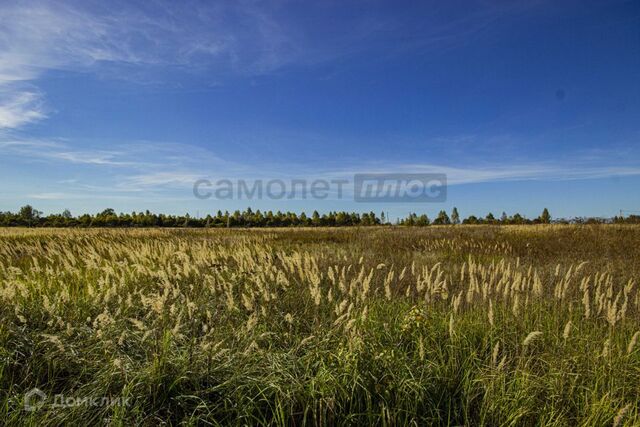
[{"left": 3, "top": 1, "right": 640, "bottom": 425}]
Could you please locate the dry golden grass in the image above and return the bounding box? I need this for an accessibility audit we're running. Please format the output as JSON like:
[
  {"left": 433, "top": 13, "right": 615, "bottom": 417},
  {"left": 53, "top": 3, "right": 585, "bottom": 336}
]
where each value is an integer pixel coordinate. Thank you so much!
[{"left": 1, "top": 225, "right": 639, "bottom": 425}]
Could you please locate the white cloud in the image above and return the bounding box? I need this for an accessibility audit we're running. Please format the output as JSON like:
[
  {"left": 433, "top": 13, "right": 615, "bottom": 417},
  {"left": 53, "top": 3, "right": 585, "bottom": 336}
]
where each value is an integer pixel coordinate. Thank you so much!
[
  {"left": 0, "top": 88, "right": 47, "bottom": 129},
  {"left": 400, "top": 163, "right": 640, "bottom": 185},
  {"left": 0, "top": 1, "right": 539, "bottom": 131},
  {"left": 28, "top": 192, "right": 69, "bottom": 200},
  {"left": 47, "top": 151, "right": 136, "bottom": 166},
  {"left": 119, "top": 172, "right": 204, "bottom": 188},
  {"left": 3, "top": 132, "right": 640, "bottom": 194},
  {"left": 0, "top": 1, "right": 288, "bottom": 129}
]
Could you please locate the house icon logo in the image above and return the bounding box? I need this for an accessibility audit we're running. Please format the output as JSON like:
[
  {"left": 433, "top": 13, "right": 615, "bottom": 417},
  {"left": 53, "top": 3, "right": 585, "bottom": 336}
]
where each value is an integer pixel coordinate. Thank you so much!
[{"left": 24, "top": 388, "right": 47, "bottom": 411}]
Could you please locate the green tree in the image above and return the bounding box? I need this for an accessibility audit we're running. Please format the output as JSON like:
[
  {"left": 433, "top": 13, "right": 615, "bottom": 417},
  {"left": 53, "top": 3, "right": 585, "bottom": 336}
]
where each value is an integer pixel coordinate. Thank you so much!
[
  {"left": 311, "top": 210, "right": 321, "bottom": 227},
  {"left": 19, "top": 205, "right": 42, "bottom": 227},
  {"left": 540, "top": 208, "right": 551, "bottom": 224},
  {"left": 433, "top": 210, "right": 451, "bottom": 225},
  {"left": 463, "top": 215, "right": 479, "bottom": 224},
  {"left": 512, "top": 213, "right": 524, "bottom": 224},
  {"left": 416, "top": 214, "right": 430, "bottom": 226},
  {"left": 451, "top": 207, "right": 460, "bottom": 225}
]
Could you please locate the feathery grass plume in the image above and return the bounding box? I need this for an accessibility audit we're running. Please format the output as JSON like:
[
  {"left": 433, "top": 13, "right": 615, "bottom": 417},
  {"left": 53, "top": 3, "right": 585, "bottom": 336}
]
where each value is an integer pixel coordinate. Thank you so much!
[
  {"left": 562, "top": 321, "right": 573, "bottom": 340},
  {"left": 582, "top": 288, "right": 591, "bottom": 319},
  {"left": 628, "top": 331, "right": 639, "bottom": 355},
  {"left": 41, "top": 334, "right": 65, "bottom": 352},
  {"left": 533, "top": 271, "right": 543, "bottom": 297},
  {"left": 492, "top": 342, "right": 500, "bottom": 366},
  {"left": 345, "top": 318, "right": 357, "bottom": 332},
  {"left": 607, "top": 294, "right": 620, "bottom": 327},
  {"left": 452, "top": 291, "right": 463, "bottom": 314},
  {"left": 244, "top": 313, "right": 258, "bottom": 332},
  {"left": 335, "top": 299, "right": 348, "bottom": 316},
  {"left": 384, "top": 270, "right": 394, "bottom": 300},
  {"left": 418, "top": 337, "right": 425, "bottom": 361},
  {"left": 512, "top": 293, "right": 520, "bottom": 316},
  {"left": 128, "top": 318, "right": 145, "bottom": 331},
  {"left": 613, "top": 404, "right": 631, "bottom": 427},
  {"left": 523, "top": 331, "right": 543, "bottom": 347},
  {"left": 243, "top": 340, "right": 259, "bottom": 355},
  {"left": 113, "top": 358, "right": 124, "bottom": 369},
  {"left": 361, "top": 305, "right": 368, "bottom": 322},
  {"left": 299, "top": 335, "right": 315, "bottom": 347},
  {"left": 171, "top": 311, "right": 183, "bottom": 337},
  {"left": 601, "top": 339, "right": 610, "bottom": 358},
  {"left": 241, "top": 293, "right": 254, "bottom": 312},
  {"left": 576, "top": 261, "right": 588, "bottom": 272},
  {"left": 285, "top": 313, "right": 294, "bottom": 325},
  {"left": 497, "top": 355, "right": 507, "bottom": 371}
]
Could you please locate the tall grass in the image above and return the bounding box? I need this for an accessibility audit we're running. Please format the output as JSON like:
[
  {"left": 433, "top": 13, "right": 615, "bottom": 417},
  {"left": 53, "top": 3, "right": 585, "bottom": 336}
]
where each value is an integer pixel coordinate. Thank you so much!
[{"left": 0, "top": 226, "right": 639, "bottom": 425}]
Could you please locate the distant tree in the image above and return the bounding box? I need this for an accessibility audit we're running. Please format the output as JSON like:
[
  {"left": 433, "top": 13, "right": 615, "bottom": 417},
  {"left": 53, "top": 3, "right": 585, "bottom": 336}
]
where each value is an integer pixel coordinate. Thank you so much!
[
  {"left": 512, "top": 213, "right": 525, "bottom": 224},
  {"left": 311, "top": 210, "right": 321, "bottom": 226},
  {"left": 463, "top": 215, "right": 479, "bottom": 224},
  {"left": 416, "top": 214, "right": 430, "bottom": 226},
  {"left": 335, "top": 212, "right": 348, "bottom": 226},
  {"left": 100, "top": 208, "right": 116, "bottom": 217},
  {"left": 540, "top": 208, "right": 551, "bottom": 224},
  {"left": 19, "top": 205, "right": 42, "bottom": 227},
  {"left": 433, "top": 210, "right": 451, "bottom": 225},
  {"left": 0, "top": 205, "right": 588, "bottom": 228},
  {"left": 399, "top": 213, "right": 414, "bottom": 226},
  {"left": 451, "top": 207, "right": 460, "bottom": 225}
]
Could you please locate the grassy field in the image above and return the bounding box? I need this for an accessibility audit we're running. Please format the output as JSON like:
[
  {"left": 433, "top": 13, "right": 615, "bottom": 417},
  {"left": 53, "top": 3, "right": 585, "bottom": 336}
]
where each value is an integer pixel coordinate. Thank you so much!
[{"left": 1, "top": 225, "right": 639, "bottom": 426}]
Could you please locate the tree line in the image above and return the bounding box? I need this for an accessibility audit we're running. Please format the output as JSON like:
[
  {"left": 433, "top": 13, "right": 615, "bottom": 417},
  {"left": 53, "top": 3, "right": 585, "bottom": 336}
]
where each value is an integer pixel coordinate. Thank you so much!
[{"left": 1, "top": 205, "right": 639, "bottom": 228}]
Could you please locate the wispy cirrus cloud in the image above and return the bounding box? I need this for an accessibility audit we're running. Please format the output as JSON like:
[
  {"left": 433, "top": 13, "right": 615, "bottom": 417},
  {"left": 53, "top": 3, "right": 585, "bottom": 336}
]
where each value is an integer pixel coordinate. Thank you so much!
[
  {"left": 28, "top": 192, "right": 72, "bottom": 200},
  {"left": 0, "top": 0, "right": 289, "bottom": 130},
  {"left": 0, "top": 89, "right": 47, "bottom": 129},
  {"left": 5, "top": 133, "right": 640, "bottom": 197},
  {"left": 0, "top": 0, "right": 544, "bottom": 131},
  {"left": 0, "top": 136, "right": 146, "bottom": 167}
]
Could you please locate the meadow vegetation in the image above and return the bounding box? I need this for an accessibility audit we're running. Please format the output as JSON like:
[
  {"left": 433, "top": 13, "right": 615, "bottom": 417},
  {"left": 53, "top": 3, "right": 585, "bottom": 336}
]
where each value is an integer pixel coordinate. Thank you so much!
[{"left": 0, "top": 225, "right": 639, "bottom": 425}]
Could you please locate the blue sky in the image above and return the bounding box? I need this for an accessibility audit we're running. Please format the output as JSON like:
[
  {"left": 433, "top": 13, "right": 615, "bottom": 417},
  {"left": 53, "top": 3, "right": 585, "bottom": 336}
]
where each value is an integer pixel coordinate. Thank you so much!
[{"left": 1, "top": 0, "right": 639, "bottom": 220}]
